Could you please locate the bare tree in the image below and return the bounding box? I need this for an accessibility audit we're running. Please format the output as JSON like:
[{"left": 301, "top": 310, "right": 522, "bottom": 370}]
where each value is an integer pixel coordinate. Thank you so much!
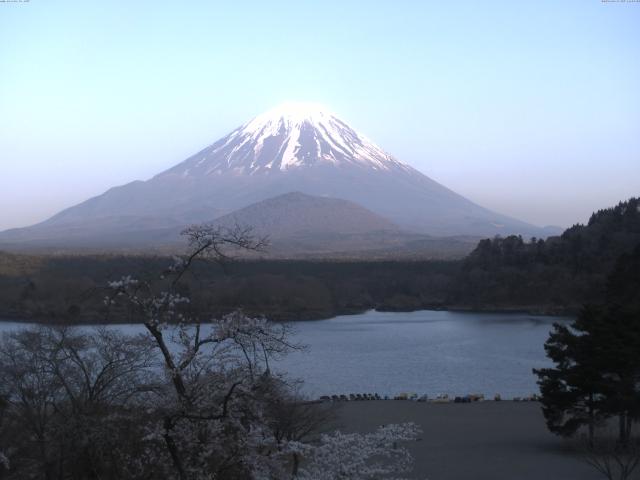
[
  {"left": 582, "top": 434, "right": 640, "bottom": 480},
  {"left": 0, "top": 394, "right": 9, "bottom": 477},
  {"left": 0, "top": 327, "right": 157, "bottom": 479}
]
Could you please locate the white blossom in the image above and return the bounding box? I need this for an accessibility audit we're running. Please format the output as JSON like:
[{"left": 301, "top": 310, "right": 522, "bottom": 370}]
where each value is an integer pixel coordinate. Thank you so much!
[
  {"left": 107, "top": 275, "right": 138, "bottom": 289},
  {"left": 0, "top": 450, "right": 9, "bottom": 470},
  {"left": 296, "top": 423, "right": 422, "bottom": 480}
]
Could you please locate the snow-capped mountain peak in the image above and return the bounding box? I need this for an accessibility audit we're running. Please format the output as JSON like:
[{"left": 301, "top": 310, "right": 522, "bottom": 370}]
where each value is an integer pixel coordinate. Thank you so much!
[
  {"left": 164, "top": 102, "right": 411, "bottom": 177},
  {"left": 0, "top": 103, "right": 552, "bottom": 246},
  {"left": 244, "top": 101, "right": 335, "bottom": 128}
]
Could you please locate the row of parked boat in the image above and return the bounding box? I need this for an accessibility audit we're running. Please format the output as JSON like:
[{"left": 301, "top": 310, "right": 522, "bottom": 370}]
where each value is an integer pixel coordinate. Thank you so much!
[
  {"left": 318, "top": 393, "right": 540, "bottom": 402},
  {"left": 319, "top": 393, "right": 382, "bottom": 402}
]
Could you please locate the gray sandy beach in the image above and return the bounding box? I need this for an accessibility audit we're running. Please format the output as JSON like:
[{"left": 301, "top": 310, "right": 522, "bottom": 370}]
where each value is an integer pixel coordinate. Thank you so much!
[{"left": 335, "top": 401, "right": 602, "bottom": 480}]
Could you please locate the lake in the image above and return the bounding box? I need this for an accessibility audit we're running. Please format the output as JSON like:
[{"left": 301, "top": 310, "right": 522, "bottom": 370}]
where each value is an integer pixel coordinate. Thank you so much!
[{"left": 0, "top": 310, "right": 568, "bottom": 399}]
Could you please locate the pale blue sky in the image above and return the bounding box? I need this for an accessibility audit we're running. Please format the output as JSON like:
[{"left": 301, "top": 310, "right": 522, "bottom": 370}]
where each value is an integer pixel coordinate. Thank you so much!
[{"left": 1, "top": 0, "right": 638, "bottom": 230}]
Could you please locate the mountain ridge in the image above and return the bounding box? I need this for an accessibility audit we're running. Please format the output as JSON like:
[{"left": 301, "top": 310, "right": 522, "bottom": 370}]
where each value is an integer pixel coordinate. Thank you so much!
[{"left": 0, "top": 102, "right": 560, "bottom": 251}]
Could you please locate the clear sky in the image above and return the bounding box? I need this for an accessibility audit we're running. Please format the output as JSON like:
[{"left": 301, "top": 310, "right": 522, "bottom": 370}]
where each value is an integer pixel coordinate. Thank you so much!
[{"left": 1, "top": 0, "right": 638, "bottom": 230}]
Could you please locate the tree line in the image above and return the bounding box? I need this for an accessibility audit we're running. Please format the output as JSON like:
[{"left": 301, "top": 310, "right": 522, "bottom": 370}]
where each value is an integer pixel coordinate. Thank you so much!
[
  {"left": 2, "top": 198, "right": 639, "bottom": 324},
  {"left": 451, "top": 197, "right": 640, "bottom": 311}
]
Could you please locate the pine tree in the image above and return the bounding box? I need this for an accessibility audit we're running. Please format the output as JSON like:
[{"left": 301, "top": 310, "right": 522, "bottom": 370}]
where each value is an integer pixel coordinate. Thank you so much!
[
  {"left": 534, "top": 245, "right": 640, "bottom": 445},
  {"left": 534, "top": 305, "right": 608, "bottom": 444}
]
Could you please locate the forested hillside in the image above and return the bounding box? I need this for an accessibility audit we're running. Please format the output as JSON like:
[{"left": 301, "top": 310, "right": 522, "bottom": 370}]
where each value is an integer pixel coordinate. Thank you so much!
[
  {"left": 0, "top": 198, "right": 638, "bottom": 323},
  {"left": 0, "top": 255, "right": 458, "bottom": 322},
  {"left": 451, "top": 198, "right": 640, "bottom": 311}
]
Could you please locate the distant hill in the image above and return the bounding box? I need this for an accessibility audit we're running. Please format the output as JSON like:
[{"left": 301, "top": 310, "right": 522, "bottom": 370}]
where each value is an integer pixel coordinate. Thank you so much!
[
  {"left": 0, "top": 192, "right": 480, "bottom": 259},
  {"left": 205, "top": 192, "right": 480, "bottom": 259},
  {"left": 450, "top": 197, "right": 640, "bottom": 311},
  {"left": 211, "top": 191, "right": 399, "bottom": 237}
]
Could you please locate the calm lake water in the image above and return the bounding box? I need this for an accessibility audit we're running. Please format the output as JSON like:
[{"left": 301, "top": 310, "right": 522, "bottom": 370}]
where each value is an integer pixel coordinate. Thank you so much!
[{"left": 0, "top": 310, "right": 569, "bottom": 399}]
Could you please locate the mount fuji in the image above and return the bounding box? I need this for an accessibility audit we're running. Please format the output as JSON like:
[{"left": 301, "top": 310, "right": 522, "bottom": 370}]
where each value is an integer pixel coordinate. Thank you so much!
[{"left": 0, "top": 102, "right": 556, "bottom": 252}]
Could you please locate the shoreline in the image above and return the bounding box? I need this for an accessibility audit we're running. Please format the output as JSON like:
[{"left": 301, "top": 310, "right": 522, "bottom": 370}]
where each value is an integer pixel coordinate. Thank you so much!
[{"left": 0, "top": 304, "right": 575, "bottom": 326}]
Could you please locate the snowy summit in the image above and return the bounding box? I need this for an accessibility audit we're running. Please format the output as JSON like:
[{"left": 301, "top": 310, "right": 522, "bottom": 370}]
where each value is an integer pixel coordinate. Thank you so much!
[{"left": 165, "top": 102, "right": 411, "bottom": 176}]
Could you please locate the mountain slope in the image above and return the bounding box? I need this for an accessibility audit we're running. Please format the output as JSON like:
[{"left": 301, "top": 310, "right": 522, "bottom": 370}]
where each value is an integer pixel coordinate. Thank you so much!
[
  {"left": 201, "top": 192, "right": 478, "bottom": 258},
  {"left": 161, "top": 192, "right": 478, "bottom": 259},
  {"left": 0, "top": 102, "right": 556, "bottom": 250},
  {"left": 209, "top": 191, "right": 399, "bottom": 238}
]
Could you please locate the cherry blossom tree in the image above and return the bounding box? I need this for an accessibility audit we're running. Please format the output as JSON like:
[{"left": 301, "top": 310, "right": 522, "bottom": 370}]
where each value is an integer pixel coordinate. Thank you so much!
[
  {"left": 0, "top": 224, "right": 425, "bottom": 479},
  {"left": 294, "top": 423, "right": 421, "bottom": 480},
  {"left": 104, "top": 224, "right": 302, "bottom": 479}
]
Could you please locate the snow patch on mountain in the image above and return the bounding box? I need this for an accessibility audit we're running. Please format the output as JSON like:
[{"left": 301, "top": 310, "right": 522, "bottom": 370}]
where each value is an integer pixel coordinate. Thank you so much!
[{"left": 163, "top": 102, "right": 412, "bottom": 177}]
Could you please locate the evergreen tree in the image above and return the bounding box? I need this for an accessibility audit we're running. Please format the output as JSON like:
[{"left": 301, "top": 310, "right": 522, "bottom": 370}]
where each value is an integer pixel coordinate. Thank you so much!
[
  {"left": 534, "top": 244, "right": 640, "bottom": 445},
  {"left": 534, "top": 305, "right": 608, "bottom": 444},
  {"left": 598, "top": 245, "right": 640, "bottom": 444}
]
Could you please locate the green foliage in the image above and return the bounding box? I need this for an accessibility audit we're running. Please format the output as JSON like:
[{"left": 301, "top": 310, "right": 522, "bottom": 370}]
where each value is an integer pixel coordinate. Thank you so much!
[
  {"left": 453, "top": 197, "right": 640, "bottom": 311},
  {"left": 534, "top": 244, "right": 640, "bottom": 444},
  {"left": 534, "top": 305, "right": 609, "bottom": 440}
]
